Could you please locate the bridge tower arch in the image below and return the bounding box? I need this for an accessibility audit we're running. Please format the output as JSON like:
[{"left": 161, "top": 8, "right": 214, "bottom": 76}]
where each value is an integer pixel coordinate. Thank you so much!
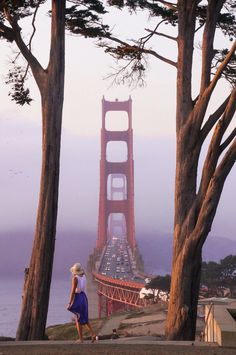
[{"left": 97, "top": 96, "right": 136, "bottom": 251}]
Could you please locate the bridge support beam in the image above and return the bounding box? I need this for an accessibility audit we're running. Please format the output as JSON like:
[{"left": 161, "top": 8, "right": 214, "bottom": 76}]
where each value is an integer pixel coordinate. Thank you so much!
[{"left": 98, "top": 293, "right": 108, "bottom": 318}]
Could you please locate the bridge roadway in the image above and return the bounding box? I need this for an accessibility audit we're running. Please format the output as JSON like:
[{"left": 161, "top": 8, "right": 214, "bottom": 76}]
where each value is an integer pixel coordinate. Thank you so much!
[
  {"left": 98, "top": 236, "right": 144, "bottom": 284},
  {"left": 94, "top": 236, "right": 147, "bottom": 316}
]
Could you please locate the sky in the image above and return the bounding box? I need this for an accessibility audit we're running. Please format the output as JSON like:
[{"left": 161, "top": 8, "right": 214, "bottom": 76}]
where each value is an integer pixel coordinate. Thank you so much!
[{"left": 0, "top": 3, "right": 235, "bottom": 243}]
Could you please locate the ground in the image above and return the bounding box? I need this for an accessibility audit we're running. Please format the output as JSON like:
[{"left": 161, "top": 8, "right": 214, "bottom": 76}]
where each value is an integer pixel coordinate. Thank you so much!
[
  {"left": 1, "top": 303, "right": 235, "bottom": 355},
  {"left": 1, "top": 340, "right": 236, "bottom": 355}
]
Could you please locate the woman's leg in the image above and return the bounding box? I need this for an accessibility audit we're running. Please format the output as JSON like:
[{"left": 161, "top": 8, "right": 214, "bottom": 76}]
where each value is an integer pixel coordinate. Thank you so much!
[
  {"left": 86, "top": 322, "right": 96, "bottom": 342},
  {"left": 75, "top": 319, "right": 83, "bottom": 343}
]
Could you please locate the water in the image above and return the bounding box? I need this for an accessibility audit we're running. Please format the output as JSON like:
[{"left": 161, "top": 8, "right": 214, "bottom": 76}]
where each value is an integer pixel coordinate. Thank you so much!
[{"left": 0, "top": 276, "right": 98, "bottom": 338}]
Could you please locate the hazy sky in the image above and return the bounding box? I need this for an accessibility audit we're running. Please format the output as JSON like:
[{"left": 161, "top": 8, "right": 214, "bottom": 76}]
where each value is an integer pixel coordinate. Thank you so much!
[{"left": 0, "top": 3, "right": 235, "bottom": 241}]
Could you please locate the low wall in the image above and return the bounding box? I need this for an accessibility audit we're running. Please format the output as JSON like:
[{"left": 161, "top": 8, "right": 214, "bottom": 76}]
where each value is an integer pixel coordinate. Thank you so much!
[{"left": 205, "top": 301, "right": 236, "bottom": 347}]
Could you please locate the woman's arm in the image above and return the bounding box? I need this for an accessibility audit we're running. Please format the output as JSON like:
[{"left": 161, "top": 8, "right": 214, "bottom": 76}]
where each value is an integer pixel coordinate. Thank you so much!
[{"left": 67, "top": 277, "right": 78, "bottom": 309}]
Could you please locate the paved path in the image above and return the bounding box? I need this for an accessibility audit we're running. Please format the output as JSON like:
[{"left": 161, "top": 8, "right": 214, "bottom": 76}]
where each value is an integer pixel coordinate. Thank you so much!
[
  {"left": 98, "top": 313, "right": 127, "bottom": 336},
  {"left": 1, "top": 339, "right": 236, "bottom": 355}
]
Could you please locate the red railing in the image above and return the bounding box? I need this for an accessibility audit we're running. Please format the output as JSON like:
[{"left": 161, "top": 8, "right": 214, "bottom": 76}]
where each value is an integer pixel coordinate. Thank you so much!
[{"left": 93, "top": 272, "right": 147, "bottom": 315}]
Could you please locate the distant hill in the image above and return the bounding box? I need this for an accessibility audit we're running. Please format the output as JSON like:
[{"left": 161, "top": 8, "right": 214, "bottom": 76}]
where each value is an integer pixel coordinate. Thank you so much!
[
  {"left": 137, "top": 231, "right": 236, "bottom": 275},
  {"left": 0, "top": 229, "right": 95, "bottom": 278},
  {"left": 0, "top": 229, "right": 235, "bottom": 278}
]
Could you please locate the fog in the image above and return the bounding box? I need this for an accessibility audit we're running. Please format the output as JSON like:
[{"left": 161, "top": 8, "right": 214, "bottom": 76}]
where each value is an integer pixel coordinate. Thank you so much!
[{"left": 0, "top": 115, "right": 235, "bottom": 240}]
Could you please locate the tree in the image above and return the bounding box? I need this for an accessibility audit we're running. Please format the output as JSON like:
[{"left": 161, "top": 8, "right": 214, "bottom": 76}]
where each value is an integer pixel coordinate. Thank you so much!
[
  {"left": 146, "top": 274, "right": 171, "bottom": 293},
  {"left": 0, "top": 0, "right": 108, "bottom": 340},
  {"left": 201, "top": 255, "right": 236, "bottom": 295},
  {"left": 103, "top": 0, "right": 236, "bottom": 340},
  {"left": 1, "top": 0, "right": 66, "bottom": 340},
  {"left": 145, "top": 274, "right": 171, "bottom": 302},
  {"left": 219, "top": 255, "right": 236, "bottom": 295},
  {"left": 201, "top": 260, "right": 221, "bottom": 293}
]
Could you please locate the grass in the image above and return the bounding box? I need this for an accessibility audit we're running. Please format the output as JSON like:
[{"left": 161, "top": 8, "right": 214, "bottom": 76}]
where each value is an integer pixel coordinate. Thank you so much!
[
  {"left": 0, "top": 336, "right": 15, "bottom": 342},
  {"left": 46, "top": 318, "right": 106, "bottom": 340}
]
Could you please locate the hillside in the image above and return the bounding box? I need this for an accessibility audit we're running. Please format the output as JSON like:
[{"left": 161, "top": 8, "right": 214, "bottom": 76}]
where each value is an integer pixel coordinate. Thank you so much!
[{"left": 137, "top": 231, "right": 236, "bottom": 275}]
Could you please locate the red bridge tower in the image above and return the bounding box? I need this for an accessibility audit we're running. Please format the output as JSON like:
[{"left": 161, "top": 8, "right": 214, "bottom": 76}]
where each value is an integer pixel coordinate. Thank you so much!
[{"left": 97, "top": 96, "right": 136, "bottom": 251}]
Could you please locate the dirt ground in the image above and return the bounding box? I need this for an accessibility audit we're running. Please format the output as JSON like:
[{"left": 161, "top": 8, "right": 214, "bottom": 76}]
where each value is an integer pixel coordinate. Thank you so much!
[{"left": 1, "top": 342, "right": 236, "bottom": 355}]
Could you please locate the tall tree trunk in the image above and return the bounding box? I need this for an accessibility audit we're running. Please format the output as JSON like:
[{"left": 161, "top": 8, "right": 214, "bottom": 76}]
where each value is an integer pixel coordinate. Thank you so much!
[
  {"left": 166, "top": 0, "right": 200, "bottom": 340},
  {"left": 166, "top": 235, "right": 203, "bottom": 339},
  {"left": 165, "top": 0, "right": 233, "bottom": 340},
  {"left": 16, "top": 0, "right": 65, "bottom": 340}
]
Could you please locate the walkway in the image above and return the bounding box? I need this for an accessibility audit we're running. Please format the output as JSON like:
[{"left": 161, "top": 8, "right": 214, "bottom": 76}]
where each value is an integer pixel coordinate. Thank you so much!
[
  {"left": 98, "top": 313, "right": 128, "bottom": 336},
  {"left": 1, "top": 339, "right": 235, "bottom": 355}
]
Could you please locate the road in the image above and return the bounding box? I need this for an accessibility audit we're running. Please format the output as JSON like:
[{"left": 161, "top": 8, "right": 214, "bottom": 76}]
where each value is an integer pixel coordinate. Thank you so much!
[{"left": 99, "top": 236, "right": 143, "bottom": 283}]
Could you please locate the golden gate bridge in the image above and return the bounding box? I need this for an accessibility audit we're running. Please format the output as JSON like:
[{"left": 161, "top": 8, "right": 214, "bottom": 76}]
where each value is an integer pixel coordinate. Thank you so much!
[{"left": 89, "top": 97, "right": 147, "bottom": 317}]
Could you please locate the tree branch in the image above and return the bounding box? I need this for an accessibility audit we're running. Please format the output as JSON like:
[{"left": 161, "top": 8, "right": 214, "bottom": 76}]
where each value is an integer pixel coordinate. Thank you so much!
[
  {"left": 142, "top": 46, "right": 177, "bottom": 67},
  {"left": 2, "top": 5, "right": 45, "bottom": 88},
  {"left": 191, "top": 41, "right": 236, "bottom": 134},
  {"left": 192, "top": 138, "right": 236, "bottom": 249},
  {"left": 194, "top": 22, "right": 204, "bottom": 34},
  {"left": 105, "top": 57, "right": 146, "bottom": 87},
  {"left": 106, "top": 34, "right": 177, "bottom": 67},
  {"left": 206, "top": 40, "right": 236, "bottom": 97},
  {"left": 200, "top": 0, "right": 225, "bottom": 93},
  {"left": 15, "top": 31, "right": 45, "bottom": 88},
  {"left": 19, "top": 3, "right": 42, "bottom": 86},
  {"left": 28, "top": 0, "right": 42, "bottom": 52},
  {"left": 144, "top": 28, "right": 177, "bottom": 41},
  {"left": 216, "top": 138, "right": 236, "bottom": 177},
  {"left": 140, "top": 20, "right": 166, "bottom": 45},
  {"left": 155, "top": 0, "right": 177, "bottom": 10},
  {"left": 0, "top": 22, "right": 15, "bottom": 42},
  {"left": 219, "top": 128, "right": 236, "bottom": 154},
  {"left": 200, "top": 94, "right": 231, "bottom": 143},
  {"left": 197, "top": 87, "right": 236, "bottom": 200}
]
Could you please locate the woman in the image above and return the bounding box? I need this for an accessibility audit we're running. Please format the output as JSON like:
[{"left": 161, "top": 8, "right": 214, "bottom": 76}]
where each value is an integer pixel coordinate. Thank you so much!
[{"left": 67, "top": 262, "right": 96, "bottom": 343}]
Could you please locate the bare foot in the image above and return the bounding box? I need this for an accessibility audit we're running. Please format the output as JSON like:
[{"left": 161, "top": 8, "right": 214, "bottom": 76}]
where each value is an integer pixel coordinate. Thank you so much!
[
  {"left": 74, "top": 339, "right": 83, "bottom": 344},
  {"left": 91, "top": 335, "right": 96, "bottom": 343}
]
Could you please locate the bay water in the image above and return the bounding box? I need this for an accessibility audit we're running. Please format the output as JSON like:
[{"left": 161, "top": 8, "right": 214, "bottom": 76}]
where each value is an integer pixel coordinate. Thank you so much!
[{"left": 0, "top": 276, "right": 98, "bottom": 338}]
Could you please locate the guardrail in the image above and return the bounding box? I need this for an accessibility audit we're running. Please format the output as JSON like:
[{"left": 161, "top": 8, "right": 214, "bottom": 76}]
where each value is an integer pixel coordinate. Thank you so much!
[{"left": 93, "top": 272, "right": 146, "bottom": 309}]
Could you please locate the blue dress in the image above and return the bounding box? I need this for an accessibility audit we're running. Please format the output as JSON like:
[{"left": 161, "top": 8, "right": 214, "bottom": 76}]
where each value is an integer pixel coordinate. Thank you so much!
[{"left": 69, "top": 291, "right": 89, "bottom": 325}]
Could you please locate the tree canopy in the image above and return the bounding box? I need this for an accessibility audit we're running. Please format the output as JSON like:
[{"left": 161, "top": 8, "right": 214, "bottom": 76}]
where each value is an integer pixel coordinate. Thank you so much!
[
  {"left": 0, "top": 0, "right": 109, "bottom": 105},
  {"left": 100, "top": 0, "right": 236, "bottom": 87},
  {"left": 146, "top": 274, "right": 171, "bottom": 293}
]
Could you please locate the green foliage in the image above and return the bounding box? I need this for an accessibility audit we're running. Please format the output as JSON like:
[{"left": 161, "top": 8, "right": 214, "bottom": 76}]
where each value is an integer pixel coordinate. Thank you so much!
[
  {"left": 219, "top": 255, "right": 236, "bottom": 280},
  {"left": 109, "top": 0, "right": 235, "bottom": 31},
  {"left": 0, "top": 0, "right": 109, "bottom": 105},
  {"left": 201, "top": 255, "right": 236, "bottom": 292},
  {"left": 46, "top": 322, "right": 78, "bottom": 340},
  {"left": 0, "top": 1, "right": 47, "bottom": 105},
  {"left": 212, "top": 48, "right": 236, "bottom": 86},
  {"left": 108, "top": 0, "right": 178, "bottom": 24},
  {"left": 107, "top": 0, "right": 124, "bottom": 8},
  {"left": 65, "top": 1, "right": 110, "bottom": 38},
  {"left": 5, "top": 65, "right": 32, "bottom": 105},
  {"left": 105, "top": 0, "right": 236, "bottom": 86},
  {"left": 46, "top": 318, "right": 104, "bottom": 340},
  {"left": 0, "top": 0, "right": 46, "bottom": 21},
  {"left": 146, "top": 274, "right": 171, "bottom": 292},
  {"left": 217, "top": 12, "right": 236, "bottom": 40}
]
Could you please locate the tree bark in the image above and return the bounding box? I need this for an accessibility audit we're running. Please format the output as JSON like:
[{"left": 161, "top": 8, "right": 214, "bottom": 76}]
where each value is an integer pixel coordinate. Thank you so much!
[
  {"left": 165, "top": 2, "right": 200, "bottom": 340},
  {"left": 16, "top": 0, "right": 65, "bottom": 340},
  {"left": 166, "top": 238, "right": 202, "bottom": 339},
  {"left": 166, "top": 1, "right": 236, "bottom": 340}
]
